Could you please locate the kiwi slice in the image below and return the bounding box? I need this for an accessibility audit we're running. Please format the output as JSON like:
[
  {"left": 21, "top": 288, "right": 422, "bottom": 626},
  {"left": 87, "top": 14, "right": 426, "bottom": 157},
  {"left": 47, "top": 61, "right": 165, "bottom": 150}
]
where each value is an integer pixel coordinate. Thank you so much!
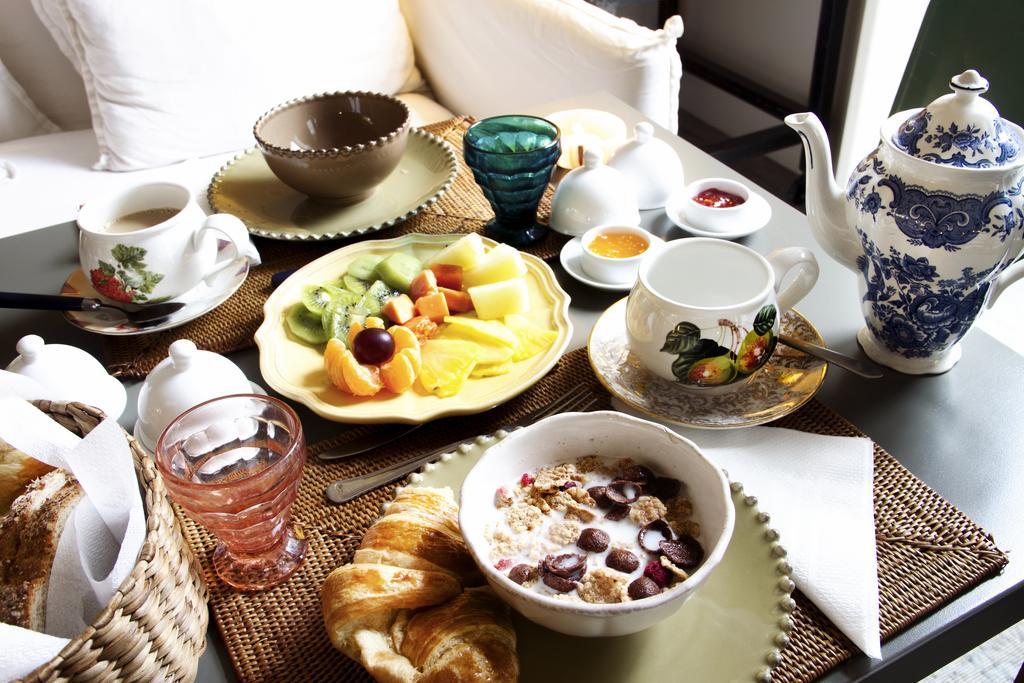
[
  {"left": 286, "top": 304, "right": 329, "bottom": 344},
  {"left": 358, "top": 280, "right": 399, "bottom": 317},
  {"left": 342, "top": 274, "right": 368, "bottom": 295},
  {"left": 347, "top": 254, "right": 385, "bottom": 282},
  {"left": 325, "top": 305, "right": 369, "bottom": 345},
  {"left": 374, "top": 252, "right": 423, "bottom": 293},
  {"left": 301, "top": 284, "right": 349, "bottom": 316}
]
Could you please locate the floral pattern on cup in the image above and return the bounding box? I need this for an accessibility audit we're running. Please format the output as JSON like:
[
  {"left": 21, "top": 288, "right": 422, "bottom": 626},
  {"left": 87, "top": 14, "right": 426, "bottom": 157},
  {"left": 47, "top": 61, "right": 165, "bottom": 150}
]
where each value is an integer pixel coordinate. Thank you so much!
[
  {"left": 89, "top": 244, "right": 165, "bottom": 304},
  {"left": 661, "top": 305, "right": 778, "bottom": 387}
]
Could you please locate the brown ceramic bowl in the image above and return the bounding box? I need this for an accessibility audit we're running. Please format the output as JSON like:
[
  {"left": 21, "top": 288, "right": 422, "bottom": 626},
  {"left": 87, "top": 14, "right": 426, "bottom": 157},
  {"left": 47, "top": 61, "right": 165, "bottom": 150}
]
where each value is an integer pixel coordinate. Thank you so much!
[{"left": 254, "top": 91, "right": 410, "bottom": 205}]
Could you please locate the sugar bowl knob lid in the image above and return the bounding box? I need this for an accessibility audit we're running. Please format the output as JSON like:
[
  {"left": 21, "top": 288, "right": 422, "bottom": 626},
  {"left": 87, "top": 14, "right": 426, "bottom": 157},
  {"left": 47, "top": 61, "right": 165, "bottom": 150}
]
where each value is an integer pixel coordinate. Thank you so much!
[{"left": 169, "top": 339, "right": 196, "bottom": 371}]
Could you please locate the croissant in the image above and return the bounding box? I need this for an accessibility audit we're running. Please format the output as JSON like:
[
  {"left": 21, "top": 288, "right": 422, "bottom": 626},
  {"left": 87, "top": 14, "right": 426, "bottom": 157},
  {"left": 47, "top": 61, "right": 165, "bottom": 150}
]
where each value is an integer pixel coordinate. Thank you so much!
[{"left": 322, "top": 486, "right": 518, "bottom": 683}]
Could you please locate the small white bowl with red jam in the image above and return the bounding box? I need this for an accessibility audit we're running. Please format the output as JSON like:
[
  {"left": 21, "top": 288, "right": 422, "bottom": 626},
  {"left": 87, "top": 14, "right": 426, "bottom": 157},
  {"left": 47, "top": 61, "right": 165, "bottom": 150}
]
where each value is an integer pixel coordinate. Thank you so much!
[
  {"left": 666, "top": 177, "right": 772, "bottom": 238},
  {"left": 459, "top": 410, "right": 734, "bottom": 637},
  {"left": 578, "top": 225, "right": 663, "bottom": 286}
]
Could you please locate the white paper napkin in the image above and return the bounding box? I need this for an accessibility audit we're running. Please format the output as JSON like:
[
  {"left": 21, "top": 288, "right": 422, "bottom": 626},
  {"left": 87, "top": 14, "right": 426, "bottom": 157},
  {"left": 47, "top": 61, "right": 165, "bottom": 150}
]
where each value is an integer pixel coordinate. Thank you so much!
[
  {"left": 615, "top": 402, "right": 882, "bottom": 659},
  {"left": 0, "top": 398, "right": 146, "bottom": 680}
]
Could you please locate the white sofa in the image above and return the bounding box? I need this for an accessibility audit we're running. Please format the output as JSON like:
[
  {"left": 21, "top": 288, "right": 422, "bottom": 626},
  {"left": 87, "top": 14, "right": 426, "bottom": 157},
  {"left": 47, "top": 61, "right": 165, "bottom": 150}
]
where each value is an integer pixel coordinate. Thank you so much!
[{"left": 0, "top": 0, "right": 683, "bottom": 238}]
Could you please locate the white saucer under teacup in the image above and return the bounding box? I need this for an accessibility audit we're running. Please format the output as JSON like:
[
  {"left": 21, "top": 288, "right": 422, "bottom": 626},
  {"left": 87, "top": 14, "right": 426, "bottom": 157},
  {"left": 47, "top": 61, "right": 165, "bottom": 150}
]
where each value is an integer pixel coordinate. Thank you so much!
[{"left": 59, "top": 243, "right": 250, "bottom": 336}]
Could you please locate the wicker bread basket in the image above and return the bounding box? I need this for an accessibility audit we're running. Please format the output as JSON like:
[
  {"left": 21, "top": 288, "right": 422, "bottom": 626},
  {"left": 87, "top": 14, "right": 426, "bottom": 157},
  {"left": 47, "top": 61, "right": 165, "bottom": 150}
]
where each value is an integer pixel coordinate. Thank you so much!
[{"left": 19, "top": 400, "right": 209, "bottom": 683}]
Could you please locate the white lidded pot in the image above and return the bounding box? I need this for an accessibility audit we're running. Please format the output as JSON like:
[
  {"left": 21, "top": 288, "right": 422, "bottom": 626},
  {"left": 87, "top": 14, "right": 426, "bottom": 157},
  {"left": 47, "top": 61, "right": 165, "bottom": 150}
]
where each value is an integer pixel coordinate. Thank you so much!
[
  {"left": 136, "top": 339, "right": 252, "bottom": 452},
  {"left": 550, "top": 148, "right": 641, "bottom": 237},
  {"left": 6, "top": 334, "right": 126, "bottom": 418},
  {"left": 608, "top": 122, "right": 685, "bottom": 209}
]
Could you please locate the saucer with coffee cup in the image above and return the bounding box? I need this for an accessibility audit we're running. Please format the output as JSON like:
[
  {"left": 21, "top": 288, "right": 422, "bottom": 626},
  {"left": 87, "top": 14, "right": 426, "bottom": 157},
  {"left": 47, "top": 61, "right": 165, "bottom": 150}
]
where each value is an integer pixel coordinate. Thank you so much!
[
  {"left": 625, "top": 238, "right": 818, "bottom": 391},
  {"left": 77, "top": 182, "right": 259, "bottom": 305}
]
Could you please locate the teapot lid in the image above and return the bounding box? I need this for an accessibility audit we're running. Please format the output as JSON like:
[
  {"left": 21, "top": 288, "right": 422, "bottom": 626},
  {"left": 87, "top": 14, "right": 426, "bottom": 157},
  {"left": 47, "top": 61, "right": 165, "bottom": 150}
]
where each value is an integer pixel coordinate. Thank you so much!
[{"left": 892, "top": 69, "right": 1022, "bottom": 168}]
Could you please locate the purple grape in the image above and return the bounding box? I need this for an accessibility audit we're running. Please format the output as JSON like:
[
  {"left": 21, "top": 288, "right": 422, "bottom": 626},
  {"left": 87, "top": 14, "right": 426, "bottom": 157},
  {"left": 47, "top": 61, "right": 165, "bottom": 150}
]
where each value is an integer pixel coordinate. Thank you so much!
[{"left": 353, "top": 328, "right": 395, "bottom": 365}]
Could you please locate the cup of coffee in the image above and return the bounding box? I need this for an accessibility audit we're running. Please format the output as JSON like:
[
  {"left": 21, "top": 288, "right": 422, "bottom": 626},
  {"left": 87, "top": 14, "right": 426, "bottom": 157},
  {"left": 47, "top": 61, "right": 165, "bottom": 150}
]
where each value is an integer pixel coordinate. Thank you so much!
[
  {"left": 78, "top": 182, "right": 251, "bottom": 304},
  {"left": 626, "top": 238, "right": 818, "bottom": 390}
]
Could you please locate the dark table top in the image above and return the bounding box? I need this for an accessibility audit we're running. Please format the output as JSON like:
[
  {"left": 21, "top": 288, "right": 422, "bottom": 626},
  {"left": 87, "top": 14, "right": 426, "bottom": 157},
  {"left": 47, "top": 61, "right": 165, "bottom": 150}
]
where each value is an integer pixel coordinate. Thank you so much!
[{"left": 1, "top": 93, "right": 1021, "bottom": 682}]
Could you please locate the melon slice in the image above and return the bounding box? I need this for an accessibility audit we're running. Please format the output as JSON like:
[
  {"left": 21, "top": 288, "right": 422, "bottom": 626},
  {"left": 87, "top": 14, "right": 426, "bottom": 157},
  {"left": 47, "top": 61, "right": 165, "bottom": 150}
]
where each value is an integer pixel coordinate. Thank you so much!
[
  {"left": 463, "top": 244, "right": 528, "bottom": 288},
  {"left": 430, "top": 233, "right": 486, "bottom": 269},
  {"left": 467, "top": 279, "right": 529, "bottom": 320}
]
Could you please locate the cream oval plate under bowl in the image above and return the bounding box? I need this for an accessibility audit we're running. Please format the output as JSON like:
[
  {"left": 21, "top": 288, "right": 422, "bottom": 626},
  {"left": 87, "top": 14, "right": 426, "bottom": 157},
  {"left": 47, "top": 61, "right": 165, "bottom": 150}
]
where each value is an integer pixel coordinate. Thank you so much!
[
  {"left": 208, "top": 128, "right": 458, "bottom": 241},
  {"left": 396, "top": 431, "right": 793, "bottom": 683},
  {"left": 255, "top": 233, "right": 573, "bottom": 424},
  {"left": 589, "top": 298, "right": 827, "bottom": 429}
]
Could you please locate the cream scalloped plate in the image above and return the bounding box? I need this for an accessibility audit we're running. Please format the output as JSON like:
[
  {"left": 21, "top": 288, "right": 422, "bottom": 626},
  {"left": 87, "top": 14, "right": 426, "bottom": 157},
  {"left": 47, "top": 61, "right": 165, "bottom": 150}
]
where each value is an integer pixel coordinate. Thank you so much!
[
  {"left": 396, "top": 431, "right": 795, "bottom": 683},
  {"left": 255, "top": 233, "right": 572, "bottom": 424}
]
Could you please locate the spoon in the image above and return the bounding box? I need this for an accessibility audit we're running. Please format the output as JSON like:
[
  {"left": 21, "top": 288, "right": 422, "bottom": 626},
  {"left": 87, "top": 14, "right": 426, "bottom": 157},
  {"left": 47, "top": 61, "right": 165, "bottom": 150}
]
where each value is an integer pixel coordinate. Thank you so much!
[
  {"left": 0, "top": 291, "right": 186, "bottom": 325},
  {"left": 778, "top": 334, "right": 883, "bottom": 379}
]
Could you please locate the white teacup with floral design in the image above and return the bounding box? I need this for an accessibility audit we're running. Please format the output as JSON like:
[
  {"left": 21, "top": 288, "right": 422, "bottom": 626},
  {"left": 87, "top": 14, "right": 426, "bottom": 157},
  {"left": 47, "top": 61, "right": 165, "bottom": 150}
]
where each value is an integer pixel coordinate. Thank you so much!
[
  {"left": 626, "top": 238, "right": 819, "bottom": 390},
  {"left": 78, "top": 182, "right": 251, "bottom": 304}
]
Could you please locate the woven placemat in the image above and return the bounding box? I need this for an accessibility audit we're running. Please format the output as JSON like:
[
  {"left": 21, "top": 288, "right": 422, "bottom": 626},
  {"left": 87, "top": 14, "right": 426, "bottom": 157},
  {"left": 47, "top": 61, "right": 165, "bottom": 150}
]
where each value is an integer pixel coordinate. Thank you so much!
[
  {"left": 101, "top": 117, "right": 565, "bottom": 379},
  {"left": 171, "top": 348, "right": 1007, "bottom": 682}
]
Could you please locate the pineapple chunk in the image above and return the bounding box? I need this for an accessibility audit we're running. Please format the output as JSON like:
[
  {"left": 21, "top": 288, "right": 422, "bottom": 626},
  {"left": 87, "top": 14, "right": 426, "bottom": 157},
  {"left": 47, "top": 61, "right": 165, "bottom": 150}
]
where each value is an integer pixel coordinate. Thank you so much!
[
  {"left": 467, "top": 279, "right": 529, "bottom": 320},
  {"left": 470, "top": 361, "right": 514, "bottom": 378},
  {"left": 438, "top": 328, "right": 514, "bottom": 365},
  {"left": 430, "top": 233, "right": 486, "bottom": 269},
  {"left": 463, "top": 244, "right": 527, "bottom": 288},
  {"left": 442, "top": 316, "right": 519, "bottom": 348},
  {"left": 504, "top": 313, "right": 558, "bottom": 361},
  {"left": 419, "top": 339, "right": 480, "bottom": 397}
]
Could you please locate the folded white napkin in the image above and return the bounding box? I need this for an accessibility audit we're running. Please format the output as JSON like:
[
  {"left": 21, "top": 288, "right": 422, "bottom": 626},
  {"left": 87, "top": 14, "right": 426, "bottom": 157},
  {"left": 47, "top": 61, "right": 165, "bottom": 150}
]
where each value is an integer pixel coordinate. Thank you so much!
[
  {"left": 615, "top": 401, "right": 881, "bottom": 659},
  {"left": 0, "top": 397, "right": 146, "bottom": 681}
]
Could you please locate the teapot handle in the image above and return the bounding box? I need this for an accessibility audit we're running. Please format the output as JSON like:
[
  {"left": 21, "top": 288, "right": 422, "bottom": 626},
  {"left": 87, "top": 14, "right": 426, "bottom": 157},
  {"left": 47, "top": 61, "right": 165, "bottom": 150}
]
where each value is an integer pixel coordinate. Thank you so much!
[
  {"left": 767, "top": 247, "right": 820, "bottom": 313},
  {"left": 987, "top": 258, "right": 1024, "bottom": 309}
]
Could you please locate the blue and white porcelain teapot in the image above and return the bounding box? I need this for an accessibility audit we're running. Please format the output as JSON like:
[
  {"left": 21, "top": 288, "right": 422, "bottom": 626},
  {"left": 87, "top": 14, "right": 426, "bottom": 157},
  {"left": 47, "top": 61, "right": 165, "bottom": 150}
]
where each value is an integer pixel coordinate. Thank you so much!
[{"left": 786, "top": 70, "right": 1024, "bottom": 374}]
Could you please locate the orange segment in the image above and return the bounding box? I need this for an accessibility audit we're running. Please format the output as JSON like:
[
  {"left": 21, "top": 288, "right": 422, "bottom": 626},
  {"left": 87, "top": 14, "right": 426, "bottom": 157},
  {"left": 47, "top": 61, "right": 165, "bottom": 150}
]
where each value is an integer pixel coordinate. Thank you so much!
[
  {"left": 341, "top": 350, "right": 383, "bottom": 397},
  {"left": 324, "top": 338, "right": 351, "bottom": 393},
  {"left": 346, "top": 320, "right": 365, "bottom": 349},
  {"left": 380, "top": 349, "right": 418, "bottom": 393},
  {"left": 365, "top": 316, "right": 385, "bottom": 329},
  {"left": 389, "top": 325, "right": 421, "bottom": 373}
]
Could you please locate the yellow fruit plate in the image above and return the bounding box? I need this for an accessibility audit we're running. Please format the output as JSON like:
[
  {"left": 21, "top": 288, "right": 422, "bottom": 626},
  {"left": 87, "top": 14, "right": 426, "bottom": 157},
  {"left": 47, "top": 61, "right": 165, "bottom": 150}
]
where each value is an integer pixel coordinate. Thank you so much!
[{"left": 255, "top": 233, "right": 573, "bottom": 423}]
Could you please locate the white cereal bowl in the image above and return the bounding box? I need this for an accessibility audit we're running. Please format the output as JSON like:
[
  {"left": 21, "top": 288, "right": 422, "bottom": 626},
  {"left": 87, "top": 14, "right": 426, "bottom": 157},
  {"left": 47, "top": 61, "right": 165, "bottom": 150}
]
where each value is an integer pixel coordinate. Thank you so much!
[
  {"left": 579, "top": 225, "right": 663, "bottom": 285},
  {"left": 674, "top": 177, "right": 753, "bottom": 233},
  {"left": 459, "top": 410, "right": 734, "bottom": 637}
]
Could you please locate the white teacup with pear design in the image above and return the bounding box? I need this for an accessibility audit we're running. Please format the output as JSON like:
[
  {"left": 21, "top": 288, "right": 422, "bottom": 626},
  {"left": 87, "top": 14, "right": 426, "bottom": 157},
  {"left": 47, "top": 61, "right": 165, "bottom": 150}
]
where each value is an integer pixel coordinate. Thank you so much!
[
  {"left": 626, "top": 238, "right": 818, "bottom": 390},
  {"left": 77, "top": 182, "right": 254, "bottom": 305}
]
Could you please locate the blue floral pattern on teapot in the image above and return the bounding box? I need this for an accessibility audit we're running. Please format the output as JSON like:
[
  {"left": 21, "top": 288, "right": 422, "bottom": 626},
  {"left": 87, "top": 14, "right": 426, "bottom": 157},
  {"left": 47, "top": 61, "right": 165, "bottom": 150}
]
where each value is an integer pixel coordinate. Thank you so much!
[{"left": 787, "top": 70, "right": 1024, "bottom": 374}]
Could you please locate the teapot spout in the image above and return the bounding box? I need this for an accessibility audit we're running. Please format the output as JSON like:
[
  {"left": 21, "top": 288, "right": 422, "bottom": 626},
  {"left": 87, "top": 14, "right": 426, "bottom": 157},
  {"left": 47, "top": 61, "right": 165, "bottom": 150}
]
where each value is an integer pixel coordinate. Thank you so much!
[{"left": 785, "top": 112, "right": 861, "bottom": 274}]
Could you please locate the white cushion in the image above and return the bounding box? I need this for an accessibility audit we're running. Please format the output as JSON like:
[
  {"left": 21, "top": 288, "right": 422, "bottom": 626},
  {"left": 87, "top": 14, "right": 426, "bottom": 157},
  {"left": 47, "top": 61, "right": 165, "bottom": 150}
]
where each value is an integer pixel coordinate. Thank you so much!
[
  {"left": 0, "top": 60, "right": 59, "bottom": 143},
  {"left": 0, "top": 93, "right": 453, "bottom": 239},
  {"left": 400, "top": 0, "right": 683, "bottom": 132},
  {"left": 29, "top": 0, "right": 425, "bottom": 171},
  {"left": 0, "top": 0, "right": 90, "bottom": 130}
]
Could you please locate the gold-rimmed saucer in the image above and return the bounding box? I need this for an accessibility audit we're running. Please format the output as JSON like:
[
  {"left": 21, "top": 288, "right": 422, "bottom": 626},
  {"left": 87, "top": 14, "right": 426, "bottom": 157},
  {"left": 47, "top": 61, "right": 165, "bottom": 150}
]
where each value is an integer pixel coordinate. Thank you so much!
[{"left": 588, "top": 298, "right": 827, "bottom": 429}]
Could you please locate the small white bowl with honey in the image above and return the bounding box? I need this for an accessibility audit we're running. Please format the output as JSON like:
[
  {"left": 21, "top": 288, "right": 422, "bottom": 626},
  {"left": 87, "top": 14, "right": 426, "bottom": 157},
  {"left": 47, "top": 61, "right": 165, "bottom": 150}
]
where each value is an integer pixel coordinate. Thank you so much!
[{"left": 579, "top": 225, "right": 662, "bottom": 285}]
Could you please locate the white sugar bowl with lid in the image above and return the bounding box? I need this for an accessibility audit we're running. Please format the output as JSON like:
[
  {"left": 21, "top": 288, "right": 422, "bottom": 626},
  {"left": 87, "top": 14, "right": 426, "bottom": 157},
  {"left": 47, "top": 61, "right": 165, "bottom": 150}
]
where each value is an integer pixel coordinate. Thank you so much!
[
  {"left": 6, "top": 334, "right": 127, "bottom": 418},
  {"left": 135, "top": 339, "right": 253, "bottom": 452},
  {"left": 550, "top": 149, "right": 641, "bottom": 237},
  {"left": 608, "top": 122, "right": 685, "bottom": 209}
]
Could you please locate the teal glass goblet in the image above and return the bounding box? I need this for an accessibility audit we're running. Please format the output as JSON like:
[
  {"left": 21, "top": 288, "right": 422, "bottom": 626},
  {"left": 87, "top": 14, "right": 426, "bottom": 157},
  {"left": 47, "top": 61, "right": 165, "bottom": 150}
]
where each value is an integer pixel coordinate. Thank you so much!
[{"left": 463, "top": 115, "right": 561, "bottom": 247}]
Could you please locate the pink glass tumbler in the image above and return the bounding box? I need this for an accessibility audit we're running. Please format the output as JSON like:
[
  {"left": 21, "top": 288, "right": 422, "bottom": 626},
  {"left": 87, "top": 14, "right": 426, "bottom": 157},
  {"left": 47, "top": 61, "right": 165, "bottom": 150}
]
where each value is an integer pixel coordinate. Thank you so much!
[{"left": 155, "top": 394, "right": 307, "bottom": 591}]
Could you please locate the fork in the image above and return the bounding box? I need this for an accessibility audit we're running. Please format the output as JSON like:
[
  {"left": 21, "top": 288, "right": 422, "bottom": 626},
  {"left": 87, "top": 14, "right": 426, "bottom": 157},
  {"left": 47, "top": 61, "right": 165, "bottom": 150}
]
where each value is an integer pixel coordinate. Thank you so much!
[{"left": 324, "top": 383, "right": 602, "bottom": 504}]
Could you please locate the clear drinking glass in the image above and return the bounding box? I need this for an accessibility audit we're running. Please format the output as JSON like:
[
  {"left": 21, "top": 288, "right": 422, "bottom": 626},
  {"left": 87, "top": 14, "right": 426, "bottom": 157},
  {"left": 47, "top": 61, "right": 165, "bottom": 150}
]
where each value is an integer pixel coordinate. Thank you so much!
[{"left": 155, "top": 394, "right": 307, "bottom": 591}]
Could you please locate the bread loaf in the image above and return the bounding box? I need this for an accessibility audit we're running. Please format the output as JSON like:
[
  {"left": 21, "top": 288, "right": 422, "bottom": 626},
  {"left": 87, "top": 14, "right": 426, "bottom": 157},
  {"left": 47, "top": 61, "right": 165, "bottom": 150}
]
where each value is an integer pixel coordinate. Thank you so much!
[
  {"left": 0, "top": 469, "right": 83, "bottom": 631},
  {"left": 0, "top": 438, "right": 55, "bottom": 515}
]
